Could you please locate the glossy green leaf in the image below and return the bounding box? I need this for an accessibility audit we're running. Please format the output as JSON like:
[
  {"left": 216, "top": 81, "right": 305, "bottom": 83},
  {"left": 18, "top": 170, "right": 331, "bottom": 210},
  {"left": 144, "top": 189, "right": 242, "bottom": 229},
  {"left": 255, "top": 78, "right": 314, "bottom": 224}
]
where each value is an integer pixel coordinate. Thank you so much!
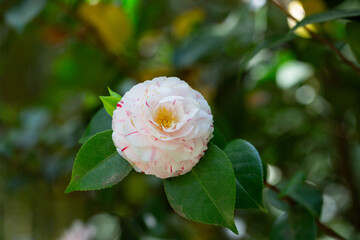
[
  {"left": 79, "top": 108, "right": 112, "bottom": 144},
  {"left": 292, "top": 9, "right": 360, "bottom": 31},
  {"left": 265, "top": 188, "right": 289, "bottom": 211},
  {"left": 107, "top": 87, "right": 122, "bottom": 99},
  {"left": 346, "top": 22, "right": 360, "bottom": 62},
  {"left": 66, "top": 130, "right": 132, "bottom": 193},
  {"left": 270, "top": 206, "right": 316, "bottom": 240},
  {"left": 100, "top": 96, "right": 121, "bottom": 116},
  {"left": 163, "top": 143, "right": 237, "bottom": 233},
  {"left": 266, "top": 181, "right": 323, "bottom": 218},
  {"left": 279, "top": 171, "right": 305, "bottom": 197},
  {"left": 288, "top": 184, "right": 323, "bottom": 217},
  {"left": 224, "top": 139, "right": 265, "bottom": 210}
]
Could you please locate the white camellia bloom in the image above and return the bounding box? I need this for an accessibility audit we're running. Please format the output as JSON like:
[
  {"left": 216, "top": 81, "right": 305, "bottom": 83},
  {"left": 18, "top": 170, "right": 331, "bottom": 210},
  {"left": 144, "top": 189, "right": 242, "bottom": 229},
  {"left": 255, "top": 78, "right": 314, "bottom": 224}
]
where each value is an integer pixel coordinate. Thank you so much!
[{"left": 112, "top": 77, "right": 214, "bottom": 179}]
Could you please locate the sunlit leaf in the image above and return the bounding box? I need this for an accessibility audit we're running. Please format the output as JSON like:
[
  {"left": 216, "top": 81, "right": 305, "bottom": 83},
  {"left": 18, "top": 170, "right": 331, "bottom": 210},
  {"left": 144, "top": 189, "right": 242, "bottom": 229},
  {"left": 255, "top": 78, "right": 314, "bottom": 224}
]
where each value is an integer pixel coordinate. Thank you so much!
[
  {"left": 66, "top": 130, "right": 132, "bottom": 193},
  {"left": 224, "top": 139, "right": 265, "bottom": 210},
  {"left": 292, "top": 9, "right": 360, "bottom": 31},
  {"left": 163, "top": 143, "right": 238, "bottom": 233},
  {"left": 107, "top": 87, "right": 122, "bottom": 99},
  {"left": 100, "top": 96, "right": 121, "bottom": 116},
  {"left": 287, "top": 0, "right": 318, "bottom": 38}
]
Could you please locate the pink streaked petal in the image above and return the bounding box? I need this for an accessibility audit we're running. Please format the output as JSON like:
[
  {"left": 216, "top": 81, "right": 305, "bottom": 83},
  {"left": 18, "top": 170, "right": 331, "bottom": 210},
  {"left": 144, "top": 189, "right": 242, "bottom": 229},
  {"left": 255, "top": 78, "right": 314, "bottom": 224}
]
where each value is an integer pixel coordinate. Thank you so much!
[
  {"left": 121, "top": 146, "right": 129, "bottom": 152},
  {"left": 125, "top": 131, "right": 139, "bottom": 137},
  {"left": 150, "top": 147, "right": 156, "bottom": 161},
  {"left": 184, "top": 144, "right": 194, "bottom": 151}
]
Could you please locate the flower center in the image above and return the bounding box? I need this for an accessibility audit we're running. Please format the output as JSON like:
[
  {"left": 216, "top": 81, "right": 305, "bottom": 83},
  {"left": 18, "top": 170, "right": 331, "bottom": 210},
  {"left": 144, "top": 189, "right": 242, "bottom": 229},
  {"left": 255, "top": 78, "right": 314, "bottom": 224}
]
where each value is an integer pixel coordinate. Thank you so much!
[{"left": 155, "top": 107, "right": 175, "bottom": 129}]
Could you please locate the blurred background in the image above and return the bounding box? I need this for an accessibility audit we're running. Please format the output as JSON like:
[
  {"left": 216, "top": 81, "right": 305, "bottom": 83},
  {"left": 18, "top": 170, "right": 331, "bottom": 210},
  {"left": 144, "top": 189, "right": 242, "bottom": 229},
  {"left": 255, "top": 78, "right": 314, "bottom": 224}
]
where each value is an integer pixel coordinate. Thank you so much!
[{"left": 1, "top": 0, "right": 360, "bottom": 239}]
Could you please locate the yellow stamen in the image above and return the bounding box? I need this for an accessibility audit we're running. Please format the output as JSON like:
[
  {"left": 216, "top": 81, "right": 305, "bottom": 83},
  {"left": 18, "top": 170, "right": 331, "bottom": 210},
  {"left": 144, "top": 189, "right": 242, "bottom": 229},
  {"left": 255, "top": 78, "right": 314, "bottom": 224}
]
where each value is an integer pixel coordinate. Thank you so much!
[{"left": 155, "top": 107, "right": 175, "bottom": 129}]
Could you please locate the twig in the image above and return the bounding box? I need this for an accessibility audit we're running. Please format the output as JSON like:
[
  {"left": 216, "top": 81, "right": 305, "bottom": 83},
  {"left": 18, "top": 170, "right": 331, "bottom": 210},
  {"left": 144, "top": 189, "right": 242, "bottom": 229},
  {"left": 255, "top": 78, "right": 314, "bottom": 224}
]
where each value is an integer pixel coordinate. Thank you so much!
[
  {"left": 264, "top": 182, "right": 346, "bottom": 240},
  {"left": 269, "top": 0, "right": 360, "bottom": 76}
]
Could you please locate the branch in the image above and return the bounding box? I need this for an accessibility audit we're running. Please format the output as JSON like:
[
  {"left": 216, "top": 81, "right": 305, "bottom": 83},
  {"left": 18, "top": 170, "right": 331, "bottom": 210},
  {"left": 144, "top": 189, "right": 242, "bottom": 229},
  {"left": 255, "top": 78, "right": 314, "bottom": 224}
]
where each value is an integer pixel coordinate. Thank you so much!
[
  {"left": 269, "top": 0, "right": 360, "bottom": 76},
  {"left": 264, "top": 182, "right": 346, "bottom": 240}
]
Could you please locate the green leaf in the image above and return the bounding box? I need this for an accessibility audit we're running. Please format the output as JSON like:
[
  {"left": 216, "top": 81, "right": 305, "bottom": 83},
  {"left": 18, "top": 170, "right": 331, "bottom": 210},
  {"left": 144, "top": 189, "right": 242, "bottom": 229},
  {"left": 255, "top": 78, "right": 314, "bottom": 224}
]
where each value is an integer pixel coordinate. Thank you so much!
[
  {"left": 163, "top": 143, "right": 237, "bottom": 233},
  {"left": 262, "top": 161, "right": 268, "bottom": 183},
  {"left": 288, "top": 184, "right": 323, "bottom": 218},
  {"left": 211, "top": 125, "right": 228, "bottom": 150},
  {"left": 122, "top": 0, "right": 139, "bottom": 26},
  {"left": 100, "top": 96, "right": 121, "bottom": 116},
  {"left": 266, "top": 181, "right": 323, "bottom": 218},
  {"left": 79, "top": 108, "right": 112, "bottom": 144},
  {"left": 265, "top": 188, "right": 289, "bottom": 211},
  {"left": 66, "top": 130, "right": 132, "bottom": 193},
  {"left": 270, "top": 206, "right": 316, "bottom": 240},
  {"left": 107, "top": 87, "right": 122, "bottom": 99},
  {"left": 279, "top": 171, "right": 305, "bottom": 197},
  {"left": 292, "top": 9, "right": 360, "bottom": 31},
  {"left": 224, "top": 139, "right": 265, "bottom": 210},
  {"left": 346, "top": 22, "right": 360, "bottom": 62}
]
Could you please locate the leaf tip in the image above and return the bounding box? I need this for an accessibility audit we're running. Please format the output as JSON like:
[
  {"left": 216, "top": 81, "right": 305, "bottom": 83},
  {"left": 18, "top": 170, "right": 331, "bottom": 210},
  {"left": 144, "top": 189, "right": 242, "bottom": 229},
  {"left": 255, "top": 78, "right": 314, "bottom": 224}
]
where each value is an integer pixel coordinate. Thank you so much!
[
  {"left": 78, "top": 137, "right": 86, "bottom": 144},
  {"left": 65, "top": 184, "right": 73, "bottom": 194},
  {"left": 228, "top": 221, "right": 239, "bottom": 235},
  {"left": 107, "top": 87, "right": 122, "bottom": 99},
  {"left": 260, "top": 205, "right": 268, "bottom": 213}
]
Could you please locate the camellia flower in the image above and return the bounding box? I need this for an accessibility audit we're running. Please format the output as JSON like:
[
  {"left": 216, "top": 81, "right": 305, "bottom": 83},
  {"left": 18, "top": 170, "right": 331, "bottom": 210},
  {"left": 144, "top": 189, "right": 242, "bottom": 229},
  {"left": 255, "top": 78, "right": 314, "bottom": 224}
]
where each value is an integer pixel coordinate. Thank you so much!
[{"left": 112, "top": 77, "right": 214, "bottom": 179}]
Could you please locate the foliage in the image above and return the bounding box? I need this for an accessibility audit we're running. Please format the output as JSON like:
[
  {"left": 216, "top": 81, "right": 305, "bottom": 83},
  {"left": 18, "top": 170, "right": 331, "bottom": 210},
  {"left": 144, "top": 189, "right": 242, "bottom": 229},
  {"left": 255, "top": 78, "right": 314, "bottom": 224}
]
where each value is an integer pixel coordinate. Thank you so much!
[
  {"left": 1, "top": 0, "right": 360, "bottom": 239},
  {"left": 224, "top": 139, "right": 265, "bottom": 210},
  {"left": 164, "top": 143, "right": 237, "bottom": 233},
  {"left": 67, "top": 91, "right": 264, "bottom": 233},
  {"left": 65, "top": 130, "right": 132, "bottom": 193}
]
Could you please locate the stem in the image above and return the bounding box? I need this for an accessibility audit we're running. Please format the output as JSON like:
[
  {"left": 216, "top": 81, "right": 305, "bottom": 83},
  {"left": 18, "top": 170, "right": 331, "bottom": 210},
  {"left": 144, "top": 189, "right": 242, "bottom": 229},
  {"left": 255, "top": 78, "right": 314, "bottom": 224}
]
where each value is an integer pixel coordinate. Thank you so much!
[
  {"left": 264, "top": 182, "right": 346, "bottom": 240},
  {"left": 333, "top": 117, "right": 360, "bottom": 229},
  {"left": 268, "top": 0, "right": 360, "bottom": 76}
]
